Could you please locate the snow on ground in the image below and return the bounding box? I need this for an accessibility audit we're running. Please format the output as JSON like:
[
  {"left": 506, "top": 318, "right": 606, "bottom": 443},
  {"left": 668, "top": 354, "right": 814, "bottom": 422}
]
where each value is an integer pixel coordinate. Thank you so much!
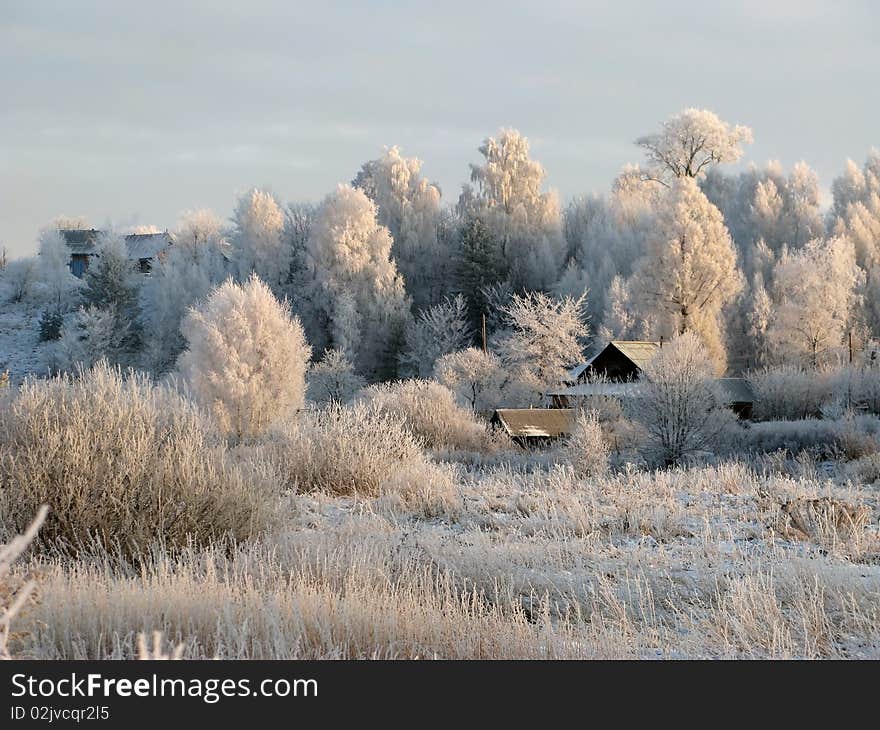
[{"left": 0, "top": 301, "right": 48, "bottom": 383}]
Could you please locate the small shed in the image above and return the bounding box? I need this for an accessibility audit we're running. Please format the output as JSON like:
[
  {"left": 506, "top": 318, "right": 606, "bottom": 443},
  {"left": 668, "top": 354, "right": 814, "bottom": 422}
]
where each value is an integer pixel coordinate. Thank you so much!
[
  {"left": 715, "top": 378, "right": 756, "bottom": 420},
  {"left": 566, "top": 341, "right": 662, "bottom": 384},
  {"left": 491, "top": 408, "right": 574, "bottom": 447}
]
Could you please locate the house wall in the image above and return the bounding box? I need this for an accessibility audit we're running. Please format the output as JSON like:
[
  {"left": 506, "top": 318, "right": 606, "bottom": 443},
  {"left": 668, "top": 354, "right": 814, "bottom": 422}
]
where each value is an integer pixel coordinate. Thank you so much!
[{"left": 584, "top": 349, "right": 641, "bottom": 382}]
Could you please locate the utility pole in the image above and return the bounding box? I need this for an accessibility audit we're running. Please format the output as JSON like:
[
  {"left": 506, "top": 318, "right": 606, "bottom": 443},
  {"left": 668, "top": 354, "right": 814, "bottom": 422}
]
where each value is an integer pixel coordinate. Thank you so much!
[
  {"left": 481, "top": 313, "right": 488, "bottom": 355},
  {"left": 849, "top": 330, "right": 854, "bottom": 364}
]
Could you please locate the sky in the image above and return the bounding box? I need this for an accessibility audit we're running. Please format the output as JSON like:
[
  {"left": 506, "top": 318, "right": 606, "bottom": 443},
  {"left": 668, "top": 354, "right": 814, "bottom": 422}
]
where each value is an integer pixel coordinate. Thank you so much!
[{"left": 1, "top": 0, "right": 878, "bottom": 258}]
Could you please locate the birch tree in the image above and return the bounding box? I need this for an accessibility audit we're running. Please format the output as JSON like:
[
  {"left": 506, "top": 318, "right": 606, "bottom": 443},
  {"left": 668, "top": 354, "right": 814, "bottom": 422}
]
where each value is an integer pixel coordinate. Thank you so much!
[
  {"left": 629, "top": 178, "right": 742, "bottom": 371},
  {"left": 304, "top": 184, "right": 410, "bottom": 380}
]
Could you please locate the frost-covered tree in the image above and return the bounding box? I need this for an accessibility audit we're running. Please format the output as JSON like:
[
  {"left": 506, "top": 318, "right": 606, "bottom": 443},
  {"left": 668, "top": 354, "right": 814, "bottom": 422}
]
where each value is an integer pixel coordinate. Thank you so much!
[
  {"left": 629, "top": 178, "right": 742, "bottom": 371},
  {"left": 81, "top": 233, "right": 142, "bottom": 359},
  {"left": 36, "top": 228, "right": 79, "bottom": 309},
  {"left": 177, "top": 274, "right": 311, "bottom": 441},
  {"left": 564, "top": 410, "right": 609, "bottom": 478},
  {"left": 171, "top": 209, "right": 226, "bottom": 252},
  {"left": 398, "top": 294, "right": 474, "bottom": 378},
  {"left": 1, "top": 258, "right": 38, "bottom": 303},
  {"left": 83, "top": 233, "right": 140, "bottom": 313},
  {"left": 555, "top": 165, "right": 661, "bottom": 331},
  {"left": 140, "top": 213, "right": 229, "bottom": 373},
  {"left": 304, "top": 184, "right": 409, "bottom": 380},
  {"left": 52, "top": 306, "right": 122, "bottom": 372},
  {"left": 829, "top": 151, "right": 880, "bottom": 333},
  {"left": 596, "top": 275, "right": 654, "bottom": 347},
  {"left": 766, "top": 237, "right": 864, "bottom": 367},
  {"left": 636, "top": 108, "right": 753, "bottom": 185},
  {"left": 434, "top": 347, "right": 505, "bottom": 414},
  {"left": 230, "top": 188, "right": 289, "bottom": 292},
  {"left": 458, "top": 129, "right": 565, "bottom": 291},
  {"left": 632, "top": 331, "right": 732, "bottom": 466},
  {"left": 497, "top": 291, "right": 588, "bottom": 397},
  {"left": 452, "top": 216, "right": 507, "bottom": 328},
  {"left": 703, "top": 161, "right": 824, "bottom": 279},
  {"left": 306, "top": 348, "right": 365, "bottom": 405},
  {"left": 744, "top": 273, "right": 773, "bottom": 369},
  {"left": 353, "top": 147, "right": 446, "bottom": 309}
]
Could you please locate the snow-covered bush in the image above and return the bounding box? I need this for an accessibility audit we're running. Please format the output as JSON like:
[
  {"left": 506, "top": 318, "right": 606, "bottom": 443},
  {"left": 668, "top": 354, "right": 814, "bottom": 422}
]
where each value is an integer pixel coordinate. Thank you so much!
[
  {"left": 631, "top": 332, "right": 734, "bottom": 466},
  {"left": 357, "top": 379, "right": 499, "bottom": 453},
  {"left": 827, "top": 366, "right": 880, "bottom": 415},
  {"left": 177, "top": 275, "right": 311, "bottom": 442},
  {"left": 38, "top": 307, "right": 64, "bottom": 342},
  {"left": 736, "top": 416, "right": 880, "bottom": 460},
  {"left": 747, "top": 366, "right": 831, "bottom": 420},
  {"left": 1, "top": 258, "right": 38, "bottom": 303},
  {"left": 262, "top": 402, "right": 431, "bottom": 497},
  {"left": 434, "top": 347, "right": 506, "bottom": 415},
  {"left": 0, "top": 362, "right": 278, "bottom": 557},
  {"left": 306, "top": 348, "right": 365, "bottom": 405},
  {"left": 50, "top": 305, "right": 127, "bottom": 372},
  {"left": 564, "top": 410, "right": 609, "bottom": 478}
]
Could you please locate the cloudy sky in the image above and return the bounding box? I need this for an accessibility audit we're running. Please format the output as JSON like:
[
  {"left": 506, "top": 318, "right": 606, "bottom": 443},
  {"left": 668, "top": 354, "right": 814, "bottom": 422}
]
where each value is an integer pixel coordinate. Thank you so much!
[{"left": 1, "top": 0, "right": 877, "bottom": 257}]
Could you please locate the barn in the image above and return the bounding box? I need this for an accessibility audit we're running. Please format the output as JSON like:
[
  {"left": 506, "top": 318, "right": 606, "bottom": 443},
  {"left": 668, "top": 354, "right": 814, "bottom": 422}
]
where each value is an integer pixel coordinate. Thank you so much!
[
  {"left": 491, "top": 408, "right": 574, "bottom": 447},
  {"left": 715, "top": 378, "right": 756, "bottom": 420}
]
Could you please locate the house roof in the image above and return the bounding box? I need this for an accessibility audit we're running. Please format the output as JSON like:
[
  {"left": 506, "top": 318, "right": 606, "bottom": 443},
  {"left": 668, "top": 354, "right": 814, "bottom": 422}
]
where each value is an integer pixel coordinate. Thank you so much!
[
  {"left": 124, "top": 232, "right": 172, "bottom": 260},
  {"left": 61, "top": 229, "right": 172, "bottom": 261},
  {"left": 60, "top": 228, "right": 101, "bottom": 254},
  {"left": 566, "top": 341, "right": 661, "bottom": 383},
  {"left": 607, "top": 341, "right": 662, "bottom": 370},
  {"left": 492, "top": 408, "right": 574, "bottom": 438},
  {"left": 715, "top": 378, "right": 756, "bottom": 404}
]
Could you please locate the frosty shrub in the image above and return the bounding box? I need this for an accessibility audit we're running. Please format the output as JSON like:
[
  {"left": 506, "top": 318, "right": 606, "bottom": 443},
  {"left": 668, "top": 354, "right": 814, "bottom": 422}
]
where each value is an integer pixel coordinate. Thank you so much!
[
  {"left": 738, "top": 416, "right": 880, "bottom": 460},
  {"left": 263, "top": 402, "right": 430, "bottom": 497},
  {"left": 178, "top": 274, "right": 311, "bottom": 442},
  {"left": 631, "top": 332, "right": 733, "bottom": 466},
  {"left": 398, "top": 294, "right": 473, "bottom": 378},
  {"left": 0, "top": 362, "right": 278, "bottom": 557},
  {"left": 38, "top": 307, "right": 64, "bottom": 342},
  {"left": 747, "top": 366, "right": 831, "bottom": 420},
  {"left": 828, "top": 366, "right": 880, "bottom": 416},
  {"left": 434, "top": 347, "right": 505, "bottom": 415},
  {"left": 306, "top": 348, "right": 365, "bottom": 405},
  {"left": 497, "top": 291, "right": 588, "bottom": 398},
  {"left": 1, "top": 258, "right": 38, "bottom": 303},
  {"left": 564, "top": 410, "right": 609, "bottom": 478},
  {"left": 357, "top": 379, "right": 498, "bottom": 453},
  {"left": 51, "top": 305, "right": 127, "bottom": 372}
]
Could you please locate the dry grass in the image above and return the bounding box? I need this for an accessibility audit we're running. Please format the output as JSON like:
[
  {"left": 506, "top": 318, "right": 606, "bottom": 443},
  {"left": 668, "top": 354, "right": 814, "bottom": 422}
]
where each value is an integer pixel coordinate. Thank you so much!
[
  {"left": 7, "top": 458, "right": 880, "bottom": 659},
  {"left": 0, "top": 362, "right": 279, "bottom": 557},
  {"left": 357, "top": 380, "right": 502, "bottom": 454},
  {"left": 2, "top": 365, "right": 880, "bottom": 659}
]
